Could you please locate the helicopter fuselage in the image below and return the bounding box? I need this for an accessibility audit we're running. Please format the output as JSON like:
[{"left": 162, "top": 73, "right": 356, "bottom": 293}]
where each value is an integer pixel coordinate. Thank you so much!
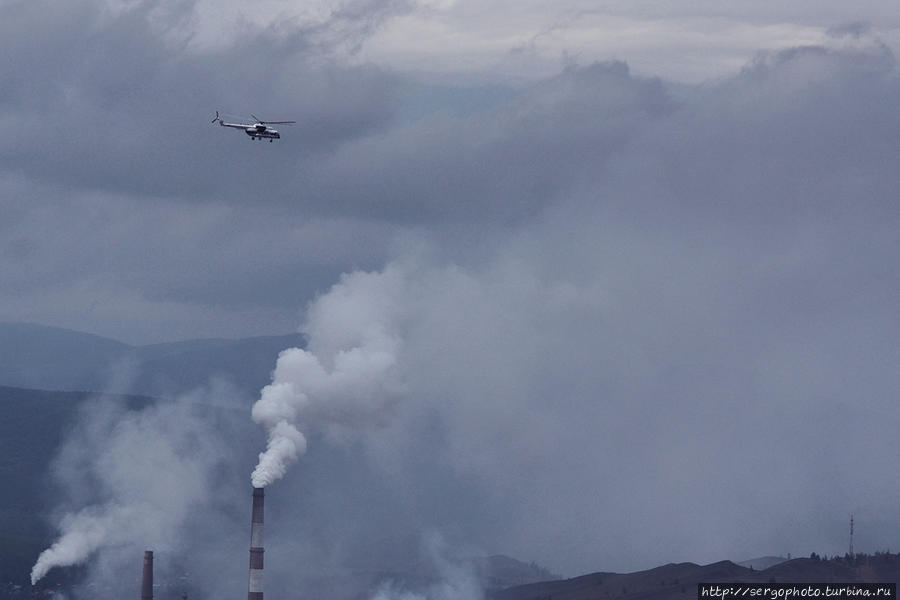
[
  {"left": 212, "top": 112, "right": 293, "bottom": 141},
  {"left": 245, "top": 126, "right": 280, "bottom": 140}
]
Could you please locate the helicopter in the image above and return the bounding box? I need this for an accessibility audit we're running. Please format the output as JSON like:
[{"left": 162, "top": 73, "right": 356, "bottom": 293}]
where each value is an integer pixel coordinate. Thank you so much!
[{"left": 211, "top": 111, "right": 296, "bottom": 141}]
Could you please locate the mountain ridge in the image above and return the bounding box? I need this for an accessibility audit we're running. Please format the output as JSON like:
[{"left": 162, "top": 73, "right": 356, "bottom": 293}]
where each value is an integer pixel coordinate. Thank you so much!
[
  {"left": 0, "top": 321, "right": 304, "bottom": 397},
  {"left": 492, "top": 555, "right": 900, "bottom": 600}
]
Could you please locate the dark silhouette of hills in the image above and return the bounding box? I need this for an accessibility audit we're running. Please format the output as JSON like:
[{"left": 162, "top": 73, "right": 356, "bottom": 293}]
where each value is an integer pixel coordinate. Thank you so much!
[
  {"left": 0, "top": 322, "right": 304, "bottom": 398},
  {"left": 492, "top": 554, "right": 900, "bottom": 600},
  {"left": 476, "top": 554, "right": 561, "bottom": 590}
]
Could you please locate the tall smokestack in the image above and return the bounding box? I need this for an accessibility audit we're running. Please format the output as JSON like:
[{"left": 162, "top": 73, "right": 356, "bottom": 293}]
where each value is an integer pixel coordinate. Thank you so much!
[
  {"left": 248, "top": 487, "right": 264, "bottom": 600},
  {"left": 141, "top": 551, "right": 153, "bottom": 600}
]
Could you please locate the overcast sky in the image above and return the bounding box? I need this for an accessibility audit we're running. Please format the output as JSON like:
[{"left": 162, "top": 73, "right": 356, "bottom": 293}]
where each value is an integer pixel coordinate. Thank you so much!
[
  {"left": 7, "top": 0, "right": 900, "bottom": 596},
  {"left": 3, "top": 0, "right": 899, "bottom": 344}
]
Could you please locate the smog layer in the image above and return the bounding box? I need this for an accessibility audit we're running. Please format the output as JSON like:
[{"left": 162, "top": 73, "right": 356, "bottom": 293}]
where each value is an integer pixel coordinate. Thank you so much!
[{"left": 3, "top": 1, "right": 900, "bottom": 599}]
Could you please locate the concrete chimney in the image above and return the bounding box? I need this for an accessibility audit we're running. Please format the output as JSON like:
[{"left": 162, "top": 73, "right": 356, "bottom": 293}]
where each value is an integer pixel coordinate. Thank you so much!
[
  {"left": 141, "top": 551, "right": 153, "bottom": 600},
  {"left": 248, "top": 487, "right": 264, "bottom": 600}
]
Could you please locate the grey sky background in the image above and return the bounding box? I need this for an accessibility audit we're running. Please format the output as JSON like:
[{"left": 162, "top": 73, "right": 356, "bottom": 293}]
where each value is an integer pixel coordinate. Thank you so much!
[{"left": 5, "top": 0, "right": 900, "bottom": 596}]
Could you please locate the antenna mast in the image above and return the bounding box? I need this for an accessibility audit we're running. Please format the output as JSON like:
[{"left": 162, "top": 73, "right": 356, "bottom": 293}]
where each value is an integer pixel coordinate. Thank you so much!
[{"left": 849, "top": 514, "right": 854, "bottom": 559}]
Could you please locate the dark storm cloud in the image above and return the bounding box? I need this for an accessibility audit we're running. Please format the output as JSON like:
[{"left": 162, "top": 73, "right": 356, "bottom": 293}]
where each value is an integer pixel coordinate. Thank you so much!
[
  {"left": 827, "top": 21, "right": 872, "bottom": 39},
  {"left": 0, "top": 0, "right": 413, "bottom": 340},
  {"left": 0, "top": 0, "right": 406, "bottom": 200},
  {"left": 297, "top": 61, "right": 673, "bottom": 223},
  {"left": 0, "top": 182, "right": 398, "bottom": 341}
]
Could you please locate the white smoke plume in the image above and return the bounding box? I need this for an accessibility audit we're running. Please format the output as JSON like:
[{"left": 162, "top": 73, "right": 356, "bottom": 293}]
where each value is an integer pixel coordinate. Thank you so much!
[
  {"left": 369, "top": 533, "right": 484, "bottom": 600},
  {"left": 371, "top": 578, "right": 481, "bottom": 600},
  {"left": 30, "top": 387, "right": 244, "bottom": 588},
  {"left": 251, "top": 266, "right": 405, "bottom": 487},
  {"left": 31, "top": 507, "right": 120, "bottom": 584}
]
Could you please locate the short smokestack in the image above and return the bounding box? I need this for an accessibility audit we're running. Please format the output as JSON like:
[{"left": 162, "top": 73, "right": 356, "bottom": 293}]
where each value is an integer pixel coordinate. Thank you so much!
[
  {"left": 248, "top": 487, "right": 264, "bottom": 600},
  {"left": 141, "top": 551, "right": 153, "bottom": 600}
]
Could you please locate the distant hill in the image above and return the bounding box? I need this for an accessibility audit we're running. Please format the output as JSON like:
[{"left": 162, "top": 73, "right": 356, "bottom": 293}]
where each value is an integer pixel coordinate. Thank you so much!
[
  {"left": 0, "top": 323, "right": 130, "bottom": 392},
  {"left": 475, "top": 555, "right": 561, "bottom": 591},
  {"left": 0, "top": 322, "right": 304, "bottom": 398},
  {"left": 492, "top": 560, "right": 745, "bottom": 600},
  {"left": 491, "top": 554, "right": 900, "bottom": 600}
]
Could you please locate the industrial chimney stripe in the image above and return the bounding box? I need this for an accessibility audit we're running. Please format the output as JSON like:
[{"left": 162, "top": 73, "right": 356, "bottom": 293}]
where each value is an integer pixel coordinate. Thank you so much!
[
  {"left": 248, "top": 487, "right": 265, "bottom": 600},
  {"left": 141, "top": 550, "right": 153, "bottom": 600}
]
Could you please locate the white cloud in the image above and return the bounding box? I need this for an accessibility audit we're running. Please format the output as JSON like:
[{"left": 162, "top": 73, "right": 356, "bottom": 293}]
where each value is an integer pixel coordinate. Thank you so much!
[{"left": 356, "top": 1, "right": 898, "bottom": 82}]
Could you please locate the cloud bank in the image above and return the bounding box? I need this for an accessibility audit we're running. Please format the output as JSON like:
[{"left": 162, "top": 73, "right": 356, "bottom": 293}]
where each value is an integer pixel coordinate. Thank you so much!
[
  {"left": 251, "top": 37, "right": 900, "bottom": 578},
  {"left": 15, "top": 2, "right": 900, "bottom": 595}
]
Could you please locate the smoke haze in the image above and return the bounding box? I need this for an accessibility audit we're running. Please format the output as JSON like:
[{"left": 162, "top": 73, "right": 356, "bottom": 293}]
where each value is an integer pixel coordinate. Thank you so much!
[
  {"left": 9, "top": 1, "right": 900, "bottom": 597},
  {"left": 251, "top": 267, "right": 405, "bottom": 487},
  {"left": 31, "top": 387, "right": 251, "bottom": 596}
]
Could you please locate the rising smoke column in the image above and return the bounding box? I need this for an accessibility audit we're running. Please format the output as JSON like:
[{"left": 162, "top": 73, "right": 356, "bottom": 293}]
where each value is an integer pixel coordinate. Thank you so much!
[
  {"left": 31, "top": 505, "right": 136, "bottom": 584},
  {"left": 250, "top": 266, "right": 406, "bottom": 487},
  {"left": 30, "top": 393, "right": 239, "bottom": 586}
]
